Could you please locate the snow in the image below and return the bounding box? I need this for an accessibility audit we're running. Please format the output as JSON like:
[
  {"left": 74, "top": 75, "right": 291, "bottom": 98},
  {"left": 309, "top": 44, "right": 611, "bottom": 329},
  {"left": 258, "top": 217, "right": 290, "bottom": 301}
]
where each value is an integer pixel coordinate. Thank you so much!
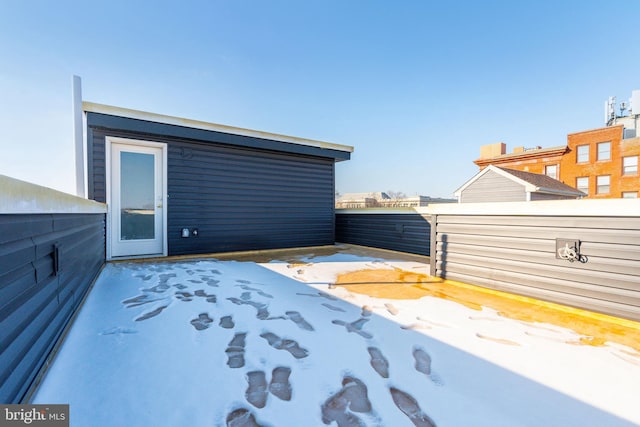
[{"left": 32, "top": 252, "right": 640, "bottom": 426}]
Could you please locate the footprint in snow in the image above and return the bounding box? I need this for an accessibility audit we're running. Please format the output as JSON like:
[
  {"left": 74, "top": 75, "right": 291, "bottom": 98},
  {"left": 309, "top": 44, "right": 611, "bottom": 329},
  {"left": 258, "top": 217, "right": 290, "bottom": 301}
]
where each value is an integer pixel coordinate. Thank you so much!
[
  {"left": 227, "top": 297, "right": 270, "bottom": 320},
  {"left": 122, "top": 294, "right": 163, "bottom": 308},
  {"left": 269, "top": 366, "right": 292, "bottom": 401},
  {"left": 413, "top": 347, "right": 444, "bottom": 386},
  {"left": 296, "top": 291, "right": 338, "bottom": 301},
  {"left": 135, "top": 305, "right": 168, "bottom": 322},
  {"left": 260, "top": 332, "right": 309, "bottom": 359},
  {"left": 237, "top": 284, "right": 273, "bottom": 299},
  {"left": 286, "top": 311, "right": 314, "bottom": 331},
  {"left": 226, "top": 333, "right": 247, "bottom": 368},
  {"left": 416, "top": 316, "right": 451, "bottom": 328},
  {"left": 245, "top": 371, "right": 268, "bottom": 408},
  {"left": 390, "top": 387, "right": 437, "bottom": 427},
  {"left": 332, "top": 318, "right": 373, "bottom": 339},
  {"left": 413, "top": 347, "right": 431, "bottom": 375},
  {"left": 401, "top": 322, "right": 432, "bottom": 331},
  {"left": 175, "top": 291, "right": 194, "bottom": 302},
  {"left": 190, "top": 313, "right": 214, "bottom": 331},
  {"left": 322, "top": 303, "right": 346, "bottom": 312},
  {"left": 245, "top": 366, "right": 293, "bottom": 408},
  {"left": 158, "top": 273, "right": 177, "bottom": 283},
  {"left": 321, "top": 375, "right": 372, "bottom": 426},
  {"left": 194, "top": 289, "right": 217, "bottom": 303},
  {"left": 385, "top": 303, "right": 399, "bottom": 316},
  {"left": 367, "top": 347, "right": 389, "bottom": 378},
  {"left": 476, "top": 333, "right": 521, "bottom": 346},
  {"left": 142, "top": 283, "right": 170, "bottom": 293},
  {"left": 226, "top": 407, "right": 263, "bottom": 427},
  {"left": 219, "top": 315, "right": 235, "bottom": 329},
  {"left": 99, "top": 327, "right": 138, "bottom": 336}
]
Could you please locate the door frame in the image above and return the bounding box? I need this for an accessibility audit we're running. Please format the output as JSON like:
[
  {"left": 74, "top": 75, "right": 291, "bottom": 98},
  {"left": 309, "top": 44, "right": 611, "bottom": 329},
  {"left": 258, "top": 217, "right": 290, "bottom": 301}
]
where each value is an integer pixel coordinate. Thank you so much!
[{"left": 105, "top": 136, "right": 168, "bottom": 260}]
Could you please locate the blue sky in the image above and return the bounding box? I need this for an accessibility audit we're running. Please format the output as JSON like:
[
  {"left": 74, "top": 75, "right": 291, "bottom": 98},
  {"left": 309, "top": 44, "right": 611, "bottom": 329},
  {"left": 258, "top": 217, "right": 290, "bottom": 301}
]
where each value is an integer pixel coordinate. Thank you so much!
[{"left": 1, "top": 1, "right": 639, "bottom": 197}]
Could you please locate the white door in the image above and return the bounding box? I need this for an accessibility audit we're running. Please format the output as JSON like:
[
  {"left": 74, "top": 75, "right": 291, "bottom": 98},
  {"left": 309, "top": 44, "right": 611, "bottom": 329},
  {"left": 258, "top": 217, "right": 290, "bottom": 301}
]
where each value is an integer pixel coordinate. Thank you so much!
[{"left": 109, "top": 139, "right": 166, "bottom": 258}]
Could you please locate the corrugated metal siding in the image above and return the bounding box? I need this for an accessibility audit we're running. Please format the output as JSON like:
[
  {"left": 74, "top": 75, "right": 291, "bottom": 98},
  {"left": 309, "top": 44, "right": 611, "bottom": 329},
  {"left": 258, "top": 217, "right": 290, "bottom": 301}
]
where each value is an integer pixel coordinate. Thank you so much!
[
  {"left": 461, "top": 170, "right": 526, "bottom": 203},
  {"left": 335, "top": 212, "right": 431, "bottom": 256},
  {"left": 0, "top": 214, "right": 105, "bottom": 403},
  {"left": 88, "top": 128, "right": 336, "bottom": 254},
  {"left": 432, "top": 214, "right": 640, "bottom": 321}
]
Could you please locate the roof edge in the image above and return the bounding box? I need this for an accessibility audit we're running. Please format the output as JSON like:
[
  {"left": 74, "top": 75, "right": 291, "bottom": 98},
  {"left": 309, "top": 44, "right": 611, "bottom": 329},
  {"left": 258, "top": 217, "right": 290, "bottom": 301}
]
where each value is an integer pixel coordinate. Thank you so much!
[
  {"left": 474, "top": 146, "right": 567, "bottom": 165},
  {"left": 83, "top": 102, "right": 354, "bottom": 154}
]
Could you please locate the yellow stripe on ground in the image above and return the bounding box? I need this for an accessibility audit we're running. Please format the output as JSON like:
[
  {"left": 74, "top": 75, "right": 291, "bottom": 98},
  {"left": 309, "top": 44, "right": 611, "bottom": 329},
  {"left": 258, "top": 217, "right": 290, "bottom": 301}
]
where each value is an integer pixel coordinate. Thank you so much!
[{"left": 335, "top": 269, "right": 640, "bottom": 353}]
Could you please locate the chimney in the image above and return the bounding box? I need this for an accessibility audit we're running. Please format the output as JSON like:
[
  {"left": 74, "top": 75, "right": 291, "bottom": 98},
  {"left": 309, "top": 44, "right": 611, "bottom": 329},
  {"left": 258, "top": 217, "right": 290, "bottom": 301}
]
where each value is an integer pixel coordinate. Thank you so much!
[{"left": 479, "top": 142, "right": 506, "bottom": 159}]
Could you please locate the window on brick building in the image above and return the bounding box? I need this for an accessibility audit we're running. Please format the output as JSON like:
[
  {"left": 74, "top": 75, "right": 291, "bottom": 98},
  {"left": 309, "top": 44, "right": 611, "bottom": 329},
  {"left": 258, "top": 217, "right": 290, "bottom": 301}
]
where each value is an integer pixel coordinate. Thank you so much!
[
  {"left": 576, "top": 145, "right": 589, "bottom": 163},
  {"left": 596, "top": 175, "right": 610, "bottom": 194},
  {"left": 544, "top": 164, "right": 558, "bottom": 179},
  {"left": 623, "top": 156, "right": 638, "bottom": 175},
  {"left": 597, "top": 142, "right": 611, "bottom": 161},
  {"left": 622, "top": 191, "right": 638, "bottom": 198},
  {"left": 576, "top": 177, "right": 588, "bottom": 194}
]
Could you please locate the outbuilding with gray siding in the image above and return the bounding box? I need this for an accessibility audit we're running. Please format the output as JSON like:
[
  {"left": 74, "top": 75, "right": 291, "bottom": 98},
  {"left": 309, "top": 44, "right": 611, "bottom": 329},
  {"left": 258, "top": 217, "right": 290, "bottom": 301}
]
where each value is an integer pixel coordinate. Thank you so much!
[
  {"left": 455, "top": 165, "right": 585, "bottom": 203},
  {"left": 82, "top": 103, "right": 353, "bottom": 259}
]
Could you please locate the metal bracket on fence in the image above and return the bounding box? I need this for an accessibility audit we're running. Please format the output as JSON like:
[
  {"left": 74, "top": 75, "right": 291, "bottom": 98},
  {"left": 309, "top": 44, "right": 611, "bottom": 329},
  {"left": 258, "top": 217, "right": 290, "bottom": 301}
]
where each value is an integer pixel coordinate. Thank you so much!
[
  {"left": 53, "top": 243, "right": 61, "bottom": 275},
  {"left": 555, "top": 239, "right": 587, "bottom": 263}
]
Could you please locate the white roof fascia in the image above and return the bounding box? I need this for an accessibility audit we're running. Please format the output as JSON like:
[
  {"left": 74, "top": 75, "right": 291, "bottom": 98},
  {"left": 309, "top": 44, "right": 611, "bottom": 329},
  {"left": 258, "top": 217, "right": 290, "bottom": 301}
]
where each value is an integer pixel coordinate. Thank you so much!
[{"left": 83, "top": 102, "right": 354, "bottom": 154}]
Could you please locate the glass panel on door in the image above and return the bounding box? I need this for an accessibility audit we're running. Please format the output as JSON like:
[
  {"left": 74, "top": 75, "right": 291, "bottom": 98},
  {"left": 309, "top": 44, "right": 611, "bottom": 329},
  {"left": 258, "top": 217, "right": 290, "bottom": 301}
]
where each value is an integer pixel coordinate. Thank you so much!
[{"left": 120, "top": 151, "right": 155, "bottom": 240}]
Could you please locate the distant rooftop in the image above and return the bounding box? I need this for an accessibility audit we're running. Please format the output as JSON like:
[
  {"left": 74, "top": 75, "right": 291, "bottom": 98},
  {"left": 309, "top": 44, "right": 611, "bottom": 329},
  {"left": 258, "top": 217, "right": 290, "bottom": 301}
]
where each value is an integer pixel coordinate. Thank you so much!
[
  {"left": 497, "top": 167, "right": 585, "bottom": 196},
  {"left": 475, "top": 142, "right": 567, "bottom": 166}
]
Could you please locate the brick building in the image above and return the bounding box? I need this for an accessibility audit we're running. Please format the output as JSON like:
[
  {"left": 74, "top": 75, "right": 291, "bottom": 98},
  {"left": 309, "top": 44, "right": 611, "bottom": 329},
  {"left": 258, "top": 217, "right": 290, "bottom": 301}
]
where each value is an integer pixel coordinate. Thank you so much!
[{"left": 474, "top": 92, "right": 640, "bottom": 199}]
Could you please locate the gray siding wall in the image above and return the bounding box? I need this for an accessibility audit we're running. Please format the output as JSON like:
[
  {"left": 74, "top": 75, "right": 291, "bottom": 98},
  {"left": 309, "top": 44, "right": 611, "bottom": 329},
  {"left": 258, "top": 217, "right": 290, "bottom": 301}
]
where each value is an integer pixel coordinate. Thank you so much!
[
  {"left": 461, "top": 170, "right": 526, "bottom": 203},
  {"left": 431, "top": 214, "right": 640, "bottom": 321},
  {"left": 0, "top": 213, "right": 105, "bottom": 403},
  {"left": 335, "top": 212, "right": 431, "bottom": 256},
  {"left": 88, "top": 128, "right": 336, "bottom": 254}
]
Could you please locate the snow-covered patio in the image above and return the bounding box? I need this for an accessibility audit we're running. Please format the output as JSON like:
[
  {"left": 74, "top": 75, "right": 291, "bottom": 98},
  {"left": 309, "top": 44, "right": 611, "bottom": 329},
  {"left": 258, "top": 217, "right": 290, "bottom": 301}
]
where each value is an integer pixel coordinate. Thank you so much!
[{"left": 32, "top": 246, "right": 640, "bottom": 426}]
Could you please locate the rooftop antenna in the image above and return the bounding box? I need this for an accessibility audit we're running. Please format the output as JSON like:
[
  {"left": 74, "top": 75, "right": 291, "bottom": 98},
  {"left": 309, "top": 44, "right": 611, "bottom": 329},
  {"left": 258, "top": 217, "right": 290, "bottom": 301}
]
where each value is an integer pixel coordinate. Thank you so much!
[
  {"left": 604, "top": 96, "right": 616, "bottom": 125},
  {"left": 620, "top": 101, "right": 627, "bottom": 116}
]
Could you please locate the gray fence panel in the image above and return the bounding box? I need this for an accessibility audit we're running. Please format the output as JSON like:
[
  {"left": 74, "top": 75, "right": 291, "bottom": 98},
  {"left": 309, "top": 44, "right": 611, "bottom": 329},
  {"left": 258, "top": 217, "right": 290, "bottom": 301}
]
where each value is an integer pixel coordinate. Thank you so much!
[
  {"left": 432, "top": 213, "right": 640, "bottom": 321},
  {"left": 0, "top": 213, "right": 105, "bottom": 403},
  {"left": 335, "top": 212, "right": 431, "bottom": 256}
]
